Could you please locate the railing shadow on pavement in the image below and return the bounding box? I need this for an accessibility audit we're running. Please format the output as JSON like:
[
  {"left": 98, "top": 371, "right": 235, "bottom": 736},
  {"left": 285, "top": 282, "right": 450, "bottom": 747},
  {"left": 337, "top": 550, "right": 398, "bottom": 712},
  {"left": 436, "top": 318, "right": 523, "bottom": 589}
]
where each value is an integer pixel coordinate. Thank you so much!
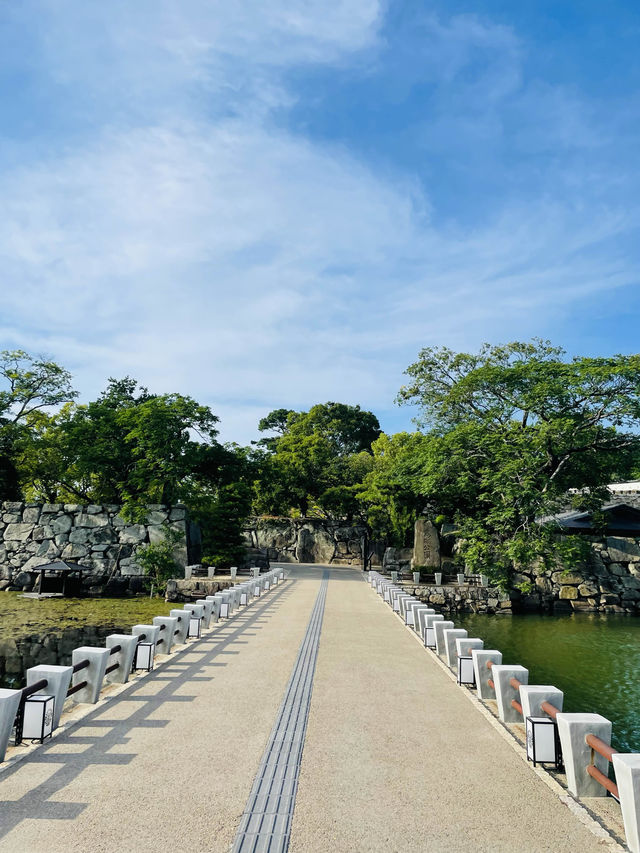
[{"left": 0, "top": 582, "right": 293, "bottom": 841}]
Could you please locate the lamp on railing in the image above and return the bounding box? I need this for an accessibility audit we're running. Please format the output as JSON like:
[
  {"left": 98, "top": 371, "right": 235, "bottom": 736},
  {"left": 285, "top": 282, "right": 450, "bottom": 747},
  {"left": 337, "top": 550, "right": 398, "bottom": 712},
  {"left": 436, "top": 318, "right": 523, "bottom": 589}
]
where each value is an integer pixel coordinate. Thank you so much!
[
  {"left": 22, "top": 694, "right": 55, "bottom": 744},
  {"left": 457, "top": 656, "right": 476, "bottom": 687},
  {"left": 187, "top": 614, "right": 202, "bottom": 638},
  {"left": 526, "top": 715, "right": 562, "bottom": 770},
  {"left": 133, "top": 634, "right": 154, "bottom": 672}
]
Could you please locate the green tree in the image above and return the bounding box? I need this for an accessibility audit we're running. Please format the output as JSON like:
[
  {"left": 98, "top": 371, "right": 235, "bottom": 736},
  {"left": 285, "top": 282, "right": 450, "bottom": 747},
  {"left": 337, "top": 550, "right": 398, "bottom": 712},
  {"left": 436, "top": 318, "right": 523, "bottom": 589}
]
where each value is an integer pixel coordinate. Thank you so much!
[
  {"left": 254, "top": 402, "right": 381, "bottom": 518},
  {"left": 135, "top": 524, "right": 185, "bottom": 593},
  {"left": 0, "top": 350, "right": 77, "bottom": 500},
  {"left": 358, "top": 432, "right": 427, "bottom": 546},
  {"left": 397, "top": 340, "right": 640, "bottom": 584},
  {"left": 15, "top": 377, "right": 222, "bottom": 518}
]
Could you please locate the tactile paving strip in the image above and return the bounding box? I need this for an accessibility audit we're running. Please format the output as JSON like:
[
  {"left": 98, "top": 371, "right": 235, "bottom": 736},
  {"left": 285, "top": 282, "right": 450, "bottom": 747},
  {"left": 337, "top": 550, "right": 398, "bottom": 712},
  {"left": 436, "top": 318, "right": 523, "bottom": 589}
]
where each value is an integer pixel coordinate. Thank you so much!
[{"left": 231, "top": 571, "right": 329, "bottom": 853}]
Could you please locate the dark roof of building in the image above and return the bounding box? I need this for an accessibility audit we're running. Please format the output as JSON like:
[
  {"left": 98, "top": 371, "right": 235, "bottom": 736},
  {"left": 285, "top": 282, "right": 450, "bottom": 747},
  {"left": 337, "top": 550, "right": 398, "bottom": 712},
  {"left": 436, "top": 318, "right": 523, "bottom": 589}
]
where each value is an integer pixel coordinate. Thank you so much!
[
  {"left": 32, "top": 560, "right": 85, "bottom": 573},
  {"left": 538, "top": 502, "right": 640, "bottom": 534}
]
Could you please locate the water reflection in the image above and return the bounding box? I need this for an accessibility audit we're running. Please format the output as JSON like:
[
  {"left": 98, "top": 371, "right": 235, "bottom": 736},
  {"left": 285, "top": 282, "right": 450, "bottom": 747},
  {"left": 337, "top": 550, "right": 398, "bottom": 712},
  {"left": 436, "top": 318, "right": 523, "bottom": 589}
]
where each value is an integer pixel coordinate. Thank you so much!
[{"left": 456, "top": 612, "right": 640, "bottom": 752}]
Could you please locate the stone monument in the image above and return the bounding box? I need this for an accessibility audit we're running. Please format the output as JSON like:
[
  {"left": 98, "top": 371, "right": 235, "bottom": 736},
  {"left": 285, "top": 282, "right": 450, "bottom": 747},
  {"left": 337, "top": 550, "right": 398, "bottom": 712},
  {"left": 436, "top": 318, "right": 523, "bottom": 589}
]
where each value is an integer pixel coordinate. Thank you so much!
[{"left": 412, "top": 518, "right": 441, "bottom": 570}]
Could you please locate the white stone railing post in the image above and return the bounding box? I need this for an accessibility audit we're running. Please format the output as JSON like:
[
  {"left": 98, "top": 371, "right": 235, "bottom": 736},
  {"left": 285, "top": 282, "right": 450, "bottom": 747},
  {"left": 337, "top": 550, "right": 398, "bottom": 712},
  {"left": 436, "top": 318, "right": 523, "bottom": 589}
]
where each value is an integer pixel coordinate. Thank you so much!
[
  {"left": 613, "top": 755, "right": 640, "bottom": 853},
  {"left": 556, "top": 713, "right": 612, "bottom": 797},
  {"left": 206, "top": 595, "right": 222, "bottom": 623},
  {"left": 26, "top": 664, "right": 72, "bottom": 728},
  {"left": 471, "top": 650, "right": 502, "bottom": 700},
  {"left": 443, "top": 628, "right": 468, "bottom": 668},
  {"left": 169, "top": 610, "right": 189, "bottom": 644},
  {"left": 492, "top": 665, "right": 528, "bottom": 723},
  {"left": 105, "top": 636, "right": 138, "bottom": 684},
  {"left": 152, "top": 617, "right": 179, "bottom": 654},
  {"left": 456, "top": 637, "right": 483, "bottom": 666},
  {"left": 434, "top": 620, "right": 455, "bottom": 658},
  {"left": 423, "top": 613, "right": 444, "bottom": 648},
  {"left": 70, "top": 647, "right": 110, "bottom": 704},
  {"left": 195, "top": 599, "right": 214, "bottom": 628},
  {"left": 519, "top": 686, "right": 563, "bottom": 719},
  {"left": 0, "top": 689, "right": 22, "bottom": 762}
]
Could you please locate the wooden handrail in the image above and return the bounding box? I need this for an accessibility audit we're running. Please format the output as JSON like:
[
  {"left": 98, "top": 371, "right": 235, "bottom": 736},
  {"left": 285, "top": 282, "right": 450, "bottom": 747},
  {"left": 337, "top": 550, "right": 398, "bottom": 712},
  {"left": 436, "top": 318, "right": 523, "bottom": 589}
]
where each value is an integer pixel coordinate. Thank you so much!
[
  {"left": 586, "top": 734, "right": 619, "bottom": 763},
  {"left": 586, "top": 765, "right": 619, "bottom": 800},
  {"left": 541, "top": 700, "right": 559, "bottom": 720}
]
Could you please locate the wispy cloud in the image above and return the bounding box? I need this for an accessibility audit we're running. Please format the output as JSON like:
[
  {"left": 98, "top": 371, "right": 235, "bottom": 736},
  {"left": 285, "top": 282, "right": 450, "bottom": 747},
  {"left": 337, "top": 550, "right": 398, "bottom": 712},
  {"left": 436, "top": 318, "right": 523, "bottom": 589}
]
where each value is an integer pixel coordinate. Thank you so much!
[{"left": 1, "top": 1, "right": 639, "bottom": 442}]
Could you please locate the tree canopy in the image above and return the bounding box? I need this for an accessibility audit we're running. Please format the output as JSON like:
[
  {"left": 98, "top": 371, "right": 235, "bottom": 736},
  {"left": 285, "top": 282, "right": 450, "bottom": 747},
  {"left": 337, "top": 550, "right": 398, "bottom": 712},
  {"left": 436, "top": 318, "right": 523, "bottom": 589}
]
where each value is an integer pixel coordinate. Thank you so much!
[
  {"left": 396, "top": 340, "right": 640, "bottom": 583},
  {"left": 254, "top": 402, "right": 381, "bottom": 518}
]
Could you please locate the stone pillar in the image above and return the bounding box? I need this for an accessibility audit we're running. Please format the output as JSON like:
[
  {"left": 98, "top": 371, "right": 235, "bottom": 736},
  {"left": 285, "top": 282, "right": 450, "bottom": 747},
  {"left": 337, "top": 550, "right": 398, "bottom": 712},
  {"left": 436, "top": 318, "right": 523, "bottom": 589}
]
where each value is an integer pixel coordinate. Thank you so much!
[
  {"left": 132, "top": 624, "right": 160, "bottom": 646},
  {"left": 434, "top": 620, "right": 455, "bottom": 657},
  {"left": 206, "top": 595, "right": 222, "bottom": 623},
  {"left": 612, "top": 754, "right": 640, "bottom": 853},
  {"left": 556, "top": 713, "right": 612, "bottom": 797},
  {"left": 71, "top": 647, "right": 110, "bottom": 704},
  {"left": 472, "top": 650, "right": 502, "bottom": 700},
  {"left": 26, "top": 664, "right": 72, "bottom": 729},
  {"left": 519, "top": 686, "right": 563, "bottom": 720},
  {"left": 170, "top": 609, "right": 189, "bottom": 644},
  {"left": 195, "top": 599, "right": 214, "bottom": 628},
  {"left": 412, "top": 518, "right": 441, "bottom": 570},
  {"left": 207, "top": 566, "right": 216, "bottom": 579},
  {"left": 492, "top": 665, "right": 529, "bottom": 723},
  {"left": 152, "top": 617, "right": 179, "bottom": 654},
  {"left": 456, "top": 637, "right": 483, "bottom": 663},
  {"left": 0, "top": 689, "right": 22, "bottom": 762},
  {"left": 105, "top": 635, "right": 138, "bottom": 684},
  {"left": 423, "top": 613, "right": 444, "bottom": 647},
  {"left": 443, "top": 629, "right": 468, "bottom": 668},
  {"left": 413, "top": 605, "right": 435, "bottom": 636}
]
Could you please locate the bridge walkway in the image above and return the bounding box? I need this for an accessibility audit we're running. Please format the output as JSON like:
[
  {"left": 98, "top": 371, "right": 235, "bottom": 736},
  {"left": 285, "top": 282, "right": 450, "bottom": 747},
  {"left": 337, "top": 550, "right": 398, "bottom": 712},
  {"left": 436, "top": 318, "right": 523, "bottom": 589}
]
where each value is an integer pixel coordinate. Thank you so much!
[{"left": 0, "top": 565, "right": 616, "bottom": 852}]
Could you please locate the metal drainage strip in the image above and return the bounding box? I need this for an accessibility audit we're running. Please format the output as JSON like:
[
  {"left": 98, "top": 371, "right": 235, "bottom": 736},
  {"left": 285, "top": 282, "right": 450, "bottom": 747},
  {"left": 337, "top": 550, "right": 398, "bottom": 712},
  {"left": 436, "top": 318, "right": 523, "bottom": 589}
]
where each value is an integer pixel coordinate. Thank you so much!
[{"left": 232, "top": 571, "right": 329, "bottom": 853}]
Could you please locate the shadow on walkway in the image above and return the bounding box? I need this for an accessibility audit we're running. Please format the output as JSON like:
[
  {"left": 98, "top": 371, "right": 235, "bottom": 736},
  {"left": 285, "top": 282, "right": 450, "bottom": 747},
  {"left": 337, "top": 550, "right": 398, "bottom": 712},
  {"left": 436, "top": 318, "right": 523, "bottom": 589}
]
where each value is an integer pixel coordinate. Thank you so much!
[{"left": 0, "top": 582, "right": 293, "bottom": 840}]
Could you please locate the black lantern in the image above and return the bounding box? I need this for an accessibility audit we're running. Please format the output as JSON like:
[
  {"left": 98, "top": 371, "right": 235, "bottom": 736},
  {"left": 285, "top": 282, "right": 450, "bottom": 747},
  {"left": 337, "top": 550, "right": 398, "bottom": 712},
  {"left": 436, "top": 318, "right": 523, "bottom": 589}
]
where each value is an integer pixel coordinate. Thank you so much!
[
  {"left": 457, "top": 656, "right": 476, "bottom": 687},
  {"left": 526, "top": 716, "right": 562, "bottom": 769},
  {"left": 22, "top": 694, "right": 55, "bottom": 743}
]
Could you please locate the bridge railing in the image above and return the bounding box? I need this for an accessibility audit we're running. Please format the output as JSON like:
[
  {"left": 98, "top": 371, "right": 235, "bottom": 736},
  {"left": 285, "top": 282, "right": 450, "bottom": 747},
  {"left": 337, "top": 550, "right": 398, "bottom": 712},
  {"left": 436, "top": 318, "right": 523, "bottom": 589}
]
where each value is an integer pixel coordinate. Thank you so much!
[
  {"left": 0, "top": 567, "right": 287, "bottom": 765},
  {"left": 368, "top": 569, "right": 640, "bottom": 853}
]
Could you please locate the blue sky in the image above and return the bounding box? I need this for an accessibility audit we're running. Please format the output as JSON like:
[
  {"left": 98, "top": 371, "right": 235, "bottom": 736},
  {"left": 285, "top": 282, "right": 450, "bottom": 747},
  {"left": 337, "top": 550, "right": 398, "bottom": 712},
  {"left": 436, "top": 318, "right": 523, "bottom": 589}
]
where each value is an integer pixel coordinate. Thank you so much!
[{"left": 1, "top": 1, "right": 639, "bottom": 442}]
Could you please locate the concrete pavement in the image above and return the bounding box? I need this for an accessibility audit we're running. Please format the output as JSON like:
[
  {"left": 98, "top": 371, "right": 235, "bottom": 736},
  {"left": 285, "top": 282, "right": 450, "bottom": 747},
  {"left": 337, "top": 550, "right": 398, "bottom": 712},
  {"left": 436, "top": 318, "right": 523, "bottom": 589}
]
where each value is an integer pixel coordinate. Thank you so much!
[{"left": 0, "top": 565, "right": 620, "bottom": 852}]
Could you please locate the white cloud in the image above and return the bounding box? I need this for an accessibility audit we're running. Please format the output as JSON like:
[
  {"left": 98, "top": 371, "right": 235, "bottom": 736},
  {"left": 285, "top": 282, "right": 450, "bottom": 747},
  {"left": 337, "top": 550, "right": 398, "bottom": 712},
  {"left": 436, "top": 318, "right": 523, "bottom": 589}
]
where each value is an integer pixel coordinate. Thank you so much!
[{"left": 1, "top": 1, "right": 639, "bottom": 444}]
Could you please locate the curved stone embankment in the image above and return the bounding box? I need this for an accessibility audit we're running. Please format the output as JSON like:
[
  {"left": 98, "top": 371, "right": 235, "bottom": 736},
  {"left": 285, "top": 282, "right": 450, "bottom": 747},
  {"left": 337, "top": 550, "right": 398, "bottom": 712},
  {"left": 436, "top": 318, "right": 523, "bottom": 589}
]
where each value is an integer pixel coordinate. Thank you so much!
[{"left": 407, "top": 582, "right": 512, "bottom": 613}]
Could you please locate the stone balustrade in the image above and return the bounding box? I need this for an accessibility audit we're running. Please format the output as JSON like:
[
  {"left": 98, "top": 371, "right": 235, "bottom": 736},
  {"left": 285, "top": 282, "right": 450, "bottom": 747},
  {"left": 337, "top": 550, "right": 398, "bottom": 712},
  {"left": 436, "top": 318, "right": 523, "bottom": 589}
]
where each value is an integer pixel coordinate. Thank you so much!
[
  {"left": 368, "top": 569, "right": 640, "bottom": 853},
  {"left": 0, "top": 568, "right": 287, "bottom": 766}
]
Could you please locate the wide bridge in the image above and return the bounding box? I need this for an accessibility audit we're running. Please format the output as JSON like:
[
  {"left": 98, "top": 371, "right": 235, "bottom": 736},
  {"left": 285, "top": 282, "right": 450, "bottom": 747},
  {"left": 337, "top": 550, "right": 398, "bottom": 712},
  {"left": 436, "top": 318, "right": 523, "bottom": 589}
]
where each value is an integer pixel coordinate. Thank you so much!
[{"left": 0, "top": 565, "right": 627, "bottom": 852}]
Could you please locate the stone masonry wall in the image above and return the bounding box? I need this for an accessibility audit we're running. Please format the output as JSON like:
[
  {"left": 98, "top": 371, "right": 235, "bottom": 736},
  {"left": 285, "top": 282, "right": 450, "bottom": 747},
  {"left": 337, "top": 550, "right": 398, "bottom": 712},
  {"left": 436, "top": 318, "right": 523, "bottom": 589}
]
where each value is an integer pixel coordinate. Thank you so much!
[
  {"left": 0, "top": 501, "right": 188, "bottom": 593},
  {"left": 243, "top": 517, "right": 381, "bottom": 566},
  {"left": 510, "top": 536, "right": 640, "bottom": 614}
]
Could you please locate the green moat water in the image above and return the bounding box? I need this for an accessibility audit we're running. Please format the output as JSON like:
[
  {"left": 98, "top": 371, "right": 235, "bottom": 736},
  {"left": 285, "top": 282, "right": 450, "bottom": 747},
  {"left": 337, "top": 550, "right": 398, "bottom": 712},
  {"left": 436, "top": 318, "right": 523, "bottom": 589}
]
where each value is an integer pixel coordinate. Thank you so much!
[
  {"left": 457, "top": 611, "right": 640, "bottom": 753},
  {"left": 2, "top": 594, "right": 639, "bottom": 752}
]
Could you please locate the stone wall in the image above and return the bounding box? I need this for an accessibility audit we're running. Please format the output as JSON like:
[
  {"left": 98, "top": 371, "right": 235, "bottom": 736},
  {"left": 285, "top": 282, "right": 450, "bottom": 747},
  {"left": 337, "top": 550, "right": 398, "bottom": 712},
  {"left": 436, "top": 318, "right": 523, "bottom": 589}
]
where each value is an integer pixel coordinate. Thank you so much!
[
  {"left": 243, "top": 517, "right": 381, "bottom": 566},
  {"left": 510, "top": 536, "right": 640, "bottom": 614},
  {"left": 0, "top": 624, "right": 128, "bottom": 688},
  {"left": 402, "top": 519, "right": 640, "bottom": 614},
  {"left": 0, "top": 501, "right": 188, "bottom": 594},
  {"left": 406, "top": 582, "right": 512, "bottom": 614}
]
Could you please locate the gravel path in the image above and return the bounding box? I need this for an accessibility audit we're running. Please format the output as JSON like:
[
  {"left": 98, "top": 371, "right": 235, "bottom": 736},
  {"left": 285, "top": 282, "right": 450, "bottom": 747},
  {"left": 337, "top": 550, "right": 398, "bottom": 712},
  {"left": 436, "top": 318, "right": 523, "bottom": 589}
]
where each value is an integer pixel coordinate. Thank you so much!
[{"left": 0, "top": 565, "right": 620, "bottom": 852}]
